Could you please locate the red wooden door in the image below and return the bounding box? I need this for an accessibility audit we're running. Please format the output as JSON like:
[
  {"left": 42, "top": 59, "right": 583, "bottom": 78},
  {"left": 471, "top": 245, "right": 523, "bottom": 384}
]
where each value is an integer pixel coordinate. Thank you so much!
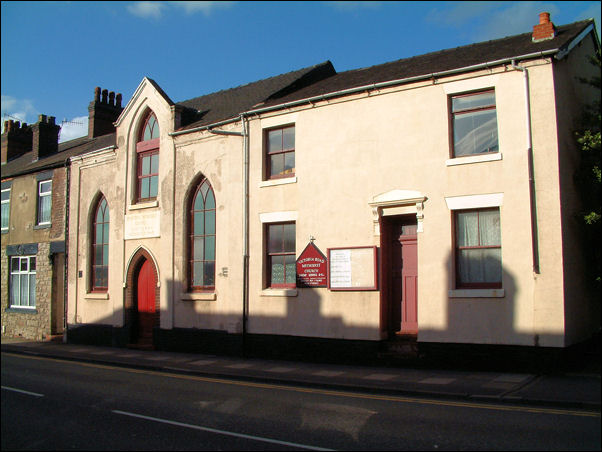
[
  {"left": 399, "top": 234, "right": 418, "bottom": 334},
  {"left": 389, "top": 221, "right": 418, "bottom": 335},
  {"left": 136, "top": 259, "right": 156, "bottom": 344}
]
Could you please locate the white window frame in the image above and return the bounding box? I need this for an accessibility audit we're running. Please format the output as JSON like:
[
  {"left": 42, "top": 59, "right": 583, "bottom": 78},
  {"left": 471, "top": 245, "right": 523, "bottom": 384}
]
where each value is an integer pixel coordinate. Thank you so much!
[
  {"left": 1, "top": 187, "right": 10, "bottom": 231},
  {"left": 37, "top": 180, "right": 52, "bottom": 225},
  {"left": 10, "top": 256, "right": 36, "bottom": 308}
]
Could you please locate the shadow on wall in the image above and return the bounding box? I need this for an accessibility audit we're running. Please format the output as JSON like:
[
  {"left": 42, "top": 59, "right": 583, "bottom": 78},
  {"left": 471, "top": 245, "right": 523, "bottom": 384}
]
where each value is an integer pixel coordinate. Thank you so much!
[{"left": 64, "top": 248, "right": 599, "bottom": 371}]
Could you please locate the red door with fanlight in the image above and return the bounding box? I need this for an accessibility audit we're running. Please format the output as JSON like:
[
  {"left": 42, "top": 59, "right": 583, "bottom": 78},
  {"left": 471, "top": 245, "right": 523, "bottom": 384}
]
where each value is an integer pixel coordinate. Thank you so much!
[{"left": 136, "top": 259, "right": 156, "bottom": 345}]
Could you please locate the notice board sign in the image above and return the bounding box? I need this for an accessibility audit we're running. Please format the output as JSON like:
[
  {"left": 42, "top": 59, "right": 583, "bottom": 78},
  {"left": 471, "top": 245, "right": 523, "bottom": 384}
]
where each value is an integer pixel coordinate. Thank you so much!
[
  {"left": 296, "top": 242, "right": 328, "bottom": 288},
  {"left": 327, "top": 246, "right": 378, "bottom": 291}
]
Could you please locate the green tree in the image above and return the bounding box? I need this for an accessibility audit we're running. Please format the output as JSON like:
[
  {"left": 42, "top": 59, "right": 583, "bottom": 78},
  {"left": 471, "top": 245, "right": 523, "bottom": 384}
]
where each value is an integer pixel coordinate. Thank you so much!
[{"left": 574, "top": 49, "right": 601, "bottom": 286}]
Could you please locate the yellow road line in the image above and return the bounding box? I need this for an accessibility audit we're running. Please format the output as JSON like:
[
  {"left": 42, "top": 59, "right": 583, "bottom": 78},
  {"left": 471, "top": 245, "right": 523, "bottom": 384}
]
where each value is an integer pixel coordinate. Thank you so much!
[{"left": 3, "top": 351, "right": 599, "bottom": 418}]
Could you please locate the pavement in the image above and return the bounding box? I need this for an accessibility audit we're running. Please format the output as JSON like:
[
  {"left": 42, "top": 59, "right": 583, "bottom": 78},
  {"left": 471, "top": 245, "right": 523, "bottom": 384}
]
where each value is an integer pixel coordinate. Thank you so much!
[{"left": 2, "top": 335, "right": 600, "bottom": 411}]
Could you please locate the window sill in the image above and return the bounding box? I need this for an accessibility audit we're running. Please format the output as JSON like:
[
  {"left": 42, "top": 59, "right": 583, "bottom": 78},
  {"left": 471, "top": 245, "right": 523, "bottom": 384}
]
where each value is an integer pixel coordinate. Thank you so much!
[
  {"left": 449, "top": 289, "right": 505, "bottom": 298},
  {"left": 259, "top": 176, "right": 297, "bottom": 188},
  {"left": 85, "top": 292, "right": 109, "bottom": 300},
  {"left": 129, "top": 200, "right": 158, "bottom": 211},
  {"left": 33, "top": 223, "right": 51, "bottom": 230},
  {"left": 6, "top": 307, "right": 37, "bottom": 313},
  {"left": 446, "top": 153, "right": 502, "bottom": 166},
  {"left": 181, "top": 292, "right": 217, "bottom": 301},
  {"left": 260, "top": 288, "right": 298, "bottom": 297}
]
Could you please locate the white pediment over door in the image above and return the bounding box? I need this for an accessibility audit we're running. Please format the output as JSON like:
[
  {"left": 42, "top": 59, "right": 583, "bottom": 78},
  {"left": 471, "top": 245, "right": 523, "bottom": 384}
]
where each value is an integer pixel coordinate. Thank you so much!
[{"left": 369, "top": 189, "right": 427, "bottom": 235}]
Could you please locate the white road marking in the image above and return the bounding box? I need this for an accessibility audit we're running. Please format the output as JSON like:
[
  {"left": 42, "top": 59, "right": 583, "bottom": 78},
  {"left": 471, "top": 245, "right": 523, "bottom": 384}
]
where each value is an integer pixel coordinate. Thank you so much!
[
  {"left": 1, "top": 386, "right": 44, "bottom": 397},
  {"left": 112, "top": 409, "right": 334, "bottom": 451}
]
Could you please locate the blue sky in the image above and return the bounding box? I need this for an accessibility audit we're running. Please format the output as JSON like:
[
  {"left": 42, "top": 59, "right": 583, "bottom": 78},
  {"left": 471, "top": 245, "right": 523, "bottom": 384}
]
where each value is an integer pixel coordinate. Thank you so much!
[{"left": 1, "top": 1, "right": 600, "bottom": 142}]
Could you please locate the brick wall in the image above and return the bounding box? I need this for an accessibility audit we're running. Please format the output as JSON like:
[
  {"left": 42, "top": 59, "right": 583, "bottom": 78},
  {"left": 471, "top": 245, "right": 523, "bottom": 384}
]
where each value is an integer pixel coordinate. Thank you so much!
[{"left": 49, "top": 167, "right": 67, "bottom": 240}]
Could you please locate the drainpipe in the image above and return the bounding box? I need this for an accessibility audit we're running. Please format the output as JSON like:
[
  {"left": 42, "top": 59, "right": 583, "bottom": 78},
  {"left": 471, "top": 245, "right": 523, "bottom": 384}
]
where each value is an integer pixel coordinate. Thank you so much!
[
  {"left": 512, "top": 60, "right": 540, "bottom": 274},
  {"left": 63, "top": 157, "right": 70, "bottom": 343},
  {"left": 241, "top": 114, "right": 250, "bottom": 358},
  {"left": 207, "top": 120, "right": 249, "bottom": 357}
]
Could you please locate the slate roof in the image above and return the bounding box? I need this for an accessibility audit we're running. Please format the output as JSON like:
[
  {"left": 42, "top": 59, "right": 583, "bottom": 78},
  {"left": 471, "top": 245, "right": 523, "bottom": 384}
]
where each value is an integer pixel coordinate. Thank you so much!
[
  {"left": 256, "top": 19, "right": 597, "bottom": 110},
  {"left": 175, "top": 60, "right": 336, "bottom": 130},
  {"left": 1, "top": 133, "right": 116, "bottom": 179}
]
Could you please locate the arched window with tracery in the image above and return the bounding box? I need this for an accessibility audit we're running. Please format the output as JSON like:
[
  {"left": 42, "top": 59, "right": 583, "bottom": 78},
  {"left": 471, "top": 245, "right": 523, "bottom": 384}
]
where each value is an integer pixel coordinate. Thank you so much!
[
  {"left": 136, "top": 112, "right": 159, "bottom": 202},
  {"left": 189, "top": 178, "right": 216, "bottom": 291},
  {"left": 92, "top": 196, "right": 109, "bottom": 291}
]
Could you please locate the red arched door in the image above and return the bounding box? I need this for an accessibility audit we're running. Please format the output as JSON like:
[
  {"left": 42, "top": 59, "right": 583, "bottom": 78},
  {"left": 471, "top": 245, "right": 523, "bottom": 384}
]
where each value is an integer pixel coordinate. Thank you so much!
[{"left": 136, "top": 259, "right": 156, "bottom": 346}]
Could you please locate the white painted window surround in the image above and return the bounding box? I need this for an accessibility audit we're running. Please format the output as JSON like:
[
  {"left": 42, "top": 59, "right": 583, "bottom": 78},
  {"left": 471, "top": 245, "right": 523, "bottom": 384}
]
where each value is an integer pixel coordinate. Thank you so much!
[
  {"left": 261, "top": 288, "right": 298, "bottom": 297},
  {"left": 181, "top": 292, "right": 217, "bottom": 301},
  {"left": 446, "top": 153, "right": 502, "bottom": 166},
  {"left": 445, "top": 193, "right": 503, "bottom": 210},
  {"left": 445, "top": 193, "right": 505, "bottom": 299},
  {"left": 259, "top": 211, "right": 298, "bottom": 223},
  {"left": 259, "top": 176, "right": 297, "bottom": 188}
]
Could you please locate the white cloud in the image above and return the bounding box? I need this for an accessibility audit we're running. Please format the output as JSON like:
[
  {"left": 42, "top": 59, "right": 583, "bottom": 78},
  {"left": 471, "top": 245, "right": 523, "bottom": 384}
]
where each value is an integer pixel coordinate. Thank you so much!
[
  {"left": 127, "top": 1, "right": 166, "bottom": 19},
  {"left": 474, "top": 2, "right": 560, "bottom": 41},
  {"left": 426, "top": 1, "right": 497, "bottom": 25},
  {"left": 58, "top": 116, "right": 88, "bottom": 143},
  {"left": 171, "top": 1, "right": 236, "bottom": 15},
  {"left": 324, "top": 1, "right": 382, "bottom": 11},
  {"left": 127, "top": 1, "right": 235, "bottom": 19},
  {"left": 0, "top": 95, "right": 37, "bottom": 133},
  {"left": 426, "top": 1, "right": 562, "bottom": 42}
]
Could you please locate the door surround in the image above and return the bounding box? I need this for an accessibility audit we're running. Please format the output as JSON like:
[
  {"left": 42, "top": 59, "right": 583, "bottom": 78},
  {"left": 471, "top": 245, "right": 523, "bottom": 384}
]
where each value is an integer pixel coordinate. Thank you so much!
[
  {"left": 369, "top": 189, "right": 427, "bottom": 236},
  {"left": 370, "top": 190, "right": 425, "bottom": 339}
]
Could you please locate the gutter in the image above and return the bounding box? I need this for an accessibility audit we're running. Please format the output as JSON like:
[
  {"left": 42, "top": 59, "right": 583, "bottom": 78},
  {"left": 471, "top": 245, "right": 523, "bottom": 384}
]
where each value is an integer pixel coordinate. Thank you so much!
[{"left": 244, "top": 50, "right": 561, "bottom": 117}]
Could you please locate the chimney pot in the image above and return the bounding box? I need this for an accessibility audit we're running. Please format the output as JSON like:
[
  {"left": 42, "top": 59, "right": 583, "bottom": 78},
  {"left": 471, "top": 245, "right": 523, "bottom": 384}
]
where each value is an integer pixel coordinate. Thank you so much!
[
  {"left": 109, "top": 91, "right": 115, "bottom": 106},
  {"left": 116, "top": 93, "right": 122, "bottom": 108},
  {"left": 101, "top": 89, "right": 108, "bottom": 103},
  {"left": 94, "top": 87, "right": 101, "bottom": 102},
  {"left": 539, "top": 12, "right": 550, "bottom": 24}
]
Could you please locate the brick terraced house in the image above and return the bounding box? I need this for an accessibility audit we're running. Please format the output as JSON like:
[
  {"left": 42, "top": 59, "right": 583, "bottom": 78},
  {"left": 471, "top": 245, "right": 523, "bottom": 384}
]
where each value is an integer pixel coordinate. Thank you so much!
[{"left": 1, "top": 91, "right": 122, "bottom": 340}]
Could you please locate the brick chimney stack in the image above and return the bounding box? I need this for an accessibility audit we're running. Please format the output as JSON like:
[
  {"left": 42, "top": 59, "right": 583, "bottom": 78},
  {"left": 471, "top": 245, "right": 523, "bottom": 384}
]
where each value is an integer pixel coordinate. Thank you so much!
[
  {"left": 31, "top": 114, "right": 60, "bottom": 161},
  {"left": 1, "top": 120, "right": 33, "bottom": 164},
  {"left": 88, "top": 86, "right": 124, "bottom": 138},
  {"left": 532, "top": 12, "right": 556, "bottom": 42}
]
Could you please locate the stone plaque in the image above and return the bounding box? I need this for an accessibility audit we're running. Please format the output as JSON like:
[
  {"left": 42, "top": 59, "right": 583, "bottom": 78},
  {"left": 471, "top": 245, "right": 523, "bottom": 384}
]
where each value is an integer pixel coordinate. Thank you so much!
[{"left": 124, "top": 211, "right": 160, "bottom": 240}]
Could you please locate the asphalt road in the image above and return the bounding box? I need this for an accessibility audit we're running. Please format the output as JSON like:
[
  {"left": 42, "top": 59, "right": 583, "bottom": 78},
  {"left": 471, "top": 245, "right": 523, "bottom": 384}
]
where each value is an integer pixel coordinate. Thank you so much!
[{"left": 2, "top": 352, "right": 600, "bottom": 450}]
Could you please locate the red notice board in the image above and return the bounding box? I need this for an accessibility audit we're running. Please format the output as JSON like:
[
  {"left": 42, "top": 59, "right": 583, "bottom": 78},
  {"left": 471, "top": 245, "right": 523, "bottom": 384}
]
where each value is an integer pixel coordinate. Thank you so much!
[
  {"left": 327, "top": 246, "right": 378, "bottom": 291},
  {"left": 296, "top": 242, "right": 328, "bottom": 288}
]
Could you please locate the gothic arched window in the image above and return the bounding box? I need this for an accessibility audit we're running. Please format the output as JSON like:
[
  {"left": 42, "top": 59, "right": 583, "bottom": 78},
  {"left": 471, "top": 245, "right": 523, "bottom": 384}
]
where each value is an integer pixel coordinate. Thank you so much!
[
  {"left": 92, "top": 196, "right": 109, "bottom": 291},
  {"left": 189, "top": 178, "right": 216, "bottom": 290},
  {"left": 136, "top": 112, "right": 159, "bottom": 202}
]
